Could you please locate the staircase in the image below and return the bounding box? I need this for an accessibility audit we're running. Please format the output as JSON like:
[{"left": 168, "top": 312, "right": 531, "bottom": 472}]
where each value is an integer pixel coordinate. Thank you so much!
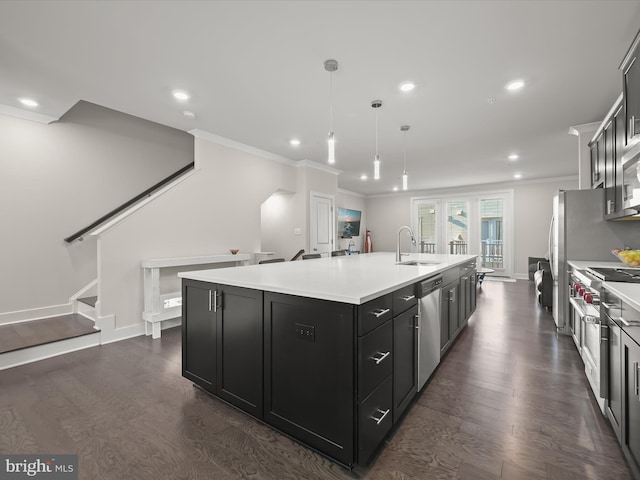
[
  {"left": 0, "top": 313, "right": 100, "bottom": 370},
  {"left": 0, "top": 282, "right": 101, "bottom": 371}
]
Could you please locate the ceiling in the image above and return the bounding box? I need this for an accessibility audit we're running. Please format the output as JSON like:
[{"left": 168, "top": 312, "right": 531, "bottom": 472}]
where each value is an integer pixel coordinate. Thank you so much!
[{"left": 1, "top": 1, "right": 640, "bottom": 196}]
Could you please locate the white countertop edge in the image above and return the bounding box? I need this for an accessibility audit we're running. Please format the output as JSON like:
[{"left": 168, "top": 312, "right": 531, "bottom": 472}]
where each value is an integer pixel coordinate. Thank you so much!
[
  {"left": 178, "top": 252, "right": 476, "bottom": 305},
  {"left": 603, "top": 282, "right": 640, "bottom": 312},
  {"left": 142, "top": 253, "right": 250, "bottom": 268}
]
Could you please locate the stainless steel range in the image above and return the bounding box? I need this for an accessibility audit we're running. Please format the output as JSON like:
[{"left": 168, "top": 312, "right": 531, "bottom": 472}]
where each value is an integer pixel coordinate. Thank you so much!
[
  {"left": 570, "top": 266, "right": 640, "bottom": 415},
  {"left": 587, "top": 267, "right": 640, "bottom": 283}
]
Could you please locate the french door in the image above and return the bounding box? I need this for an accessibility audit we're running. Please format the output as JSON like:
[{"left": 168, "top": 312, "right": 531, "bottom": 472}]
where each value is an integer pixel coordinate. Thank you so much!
[{"left": 412, "top": 191, "right": 513, "bottom": 277}]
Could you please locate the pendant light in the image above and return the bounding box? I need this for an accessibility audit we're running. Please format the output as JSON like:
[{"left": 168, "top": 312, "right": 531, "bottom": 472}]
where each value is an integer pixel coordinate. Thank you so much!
[
  {"left": 324, "top": 59, "right": 338, "bottom": 164},
  {"left": 401, "top": 125, "right": 410, "bottom": 191},
  {"left": 371, "top": 100, "right": 382, "bottom": 179}
]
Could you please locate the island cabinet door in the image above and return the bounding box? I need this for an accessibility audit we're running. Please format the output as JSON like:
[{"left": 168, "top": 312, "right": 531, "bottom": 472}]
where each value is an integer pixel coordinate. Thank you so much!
[
  {"left": 182, "top": 279, "right": 217, "bottom": 392},
  {"left": 216, "top": 285, "right": 264, "bottom": 419},
  {"left": 623, "top": 332, "right": 640, "bottom": 476},
  {"left": 393, "top": 305, "right": 418, "bottom": 423},
  {"left": 264, "top": 293, "right": 355, "bottom": 467}
]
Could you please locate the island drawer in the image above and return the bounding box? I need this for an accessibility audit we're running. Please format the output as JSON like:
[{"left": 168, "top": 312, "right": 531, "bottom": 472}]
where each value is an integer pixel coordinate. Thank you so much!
[
  {"left": 358, "top": 294, "right": 393, "bottom": 336},
  {"left": 392, "top": 283, "right": 418, "bottom": 316},
  {"left": 358, "top": 320, "right": 393, "bottom": 401},
  {"left": 358, "top": 375, "right": 392, "bottom": 466}
]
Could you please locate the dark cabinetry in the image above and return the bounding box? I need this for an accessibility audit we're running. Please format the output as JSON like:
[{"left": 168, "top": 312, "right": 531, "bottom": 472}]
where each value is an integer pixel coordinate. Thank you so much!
[
  {"left": 182, "top": 280, "right": 216, "bottom": 390},
  {"left": 592, "top": 131, "right": 604, "bottom": 188},
  {"left": 460, "top": 261, "right": 476, "bottom": 322},
  {"left": 623, "top": 330, "right": 640, "bottom": 478},
  {"left": 264, "top": 293, "right": 355, "bottom": 466},
  {"left": 590, "top": 96, "right": 626, "bottom": 219},
  {"left": 440, "top": 280, "right": 459, "bottom": 354},
  {"left": 392, "top": 285, "right": 418, "bottom": 423},
  {"left": 182, "top": 280, "right": 263, "bottom": 417},
  {"left": 355, "top": 293, "right": 393, "bottom": 465},
  {"left": 622, "top": 32, "right": 640, "bottom": 147}
]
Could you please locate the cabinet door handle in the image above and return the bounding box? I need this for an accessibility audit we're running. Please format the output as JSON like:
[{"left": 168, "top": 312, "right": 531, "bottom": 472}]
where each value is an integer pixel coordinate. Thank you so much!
[
  {"left": 208, "top": 290, "right": 213, "bottom": 312},
  {"left": 371, "top": 408, "right": 390, "bottom": 425},
  {"left": 632, "top": 115, "right": 636, "bottom": 138},
  {"left": 370, "top": 351, "right": 390, "bottom": 365},
  {"left": 635, "top": 362, "right": 639, "bottom": 398},
  {"left": 449, "top": 289, "right": 456, "bottom": 303},
  {"left": 401, "top": 294, "right": 416, "bottom": 302},
  {"left": 212, "top": 290, "right": 222, "bottom": 312},
  {"left": 370, "top": 308, "right": 390, "bottom": 318},
  {"left": 414, "top": 314, "right": 419, "bottom": 329}
]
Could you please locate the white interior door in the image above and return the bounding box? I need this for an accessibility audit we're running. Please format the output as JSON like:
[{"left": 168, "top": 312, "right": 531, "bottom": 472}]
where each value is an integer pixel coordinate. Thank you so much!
[{"left": 310, "top": 192, "right": 334, "bottom": 256}]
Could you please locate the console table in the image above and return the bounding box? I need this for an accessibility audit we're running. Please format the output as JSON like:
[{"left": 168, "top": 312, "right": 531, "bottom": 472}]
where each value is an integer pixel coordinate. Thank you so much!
[{"left": 142, "top": 254, "right": 250, "bottom": 338}]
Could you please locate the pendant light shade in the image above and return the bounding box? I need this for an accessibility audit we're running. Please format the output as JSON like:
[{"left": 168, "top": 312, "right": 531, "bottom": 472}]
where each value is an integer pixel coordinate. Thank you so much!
[
  {"left": 372, "top": 100, "right": 382, "bottom": 180},
  {"left": 324, "top": 59, "right": 338, "bottom": 164},
  {"left": 401, "top": 125, "right": 410, "bottom": 191}
]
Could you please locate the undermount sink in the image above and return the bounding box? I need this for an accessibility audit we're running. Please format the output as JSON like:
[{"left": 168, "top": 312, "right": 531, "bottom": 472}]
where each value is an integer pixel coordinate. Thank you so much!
[{"left": 397, "top": 260, "right": 443, "bottom": 266}]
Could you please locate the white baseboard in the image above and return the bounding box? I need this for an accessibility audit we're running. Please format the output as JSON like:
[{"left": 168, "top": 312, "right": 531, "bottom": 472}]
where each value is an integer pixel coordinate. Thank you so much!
[
  {"left": 514, "top": 273, "right": 529, "bottom": 280},
  {"left": 0, "top": 332, "right": 100, "bottom": 371},
  {"left": 97, "top": 314, "right": 145, "bottom": 345},
  {"left": 0, "top": 303, "right": 72, "bottom": 326}
]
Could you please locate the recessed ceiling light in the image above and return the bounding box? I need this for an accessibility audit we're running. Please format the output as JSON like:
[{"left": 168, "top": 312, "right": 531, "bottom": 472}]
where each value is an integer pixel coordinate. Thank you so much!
[
  {"left": 505, "top": 79, "right": 525, "bottom": 91},
  {"left": 399, "top": 81, "right": 416, "bottom": 93},
  {"left": 360, "top": 174, "right": 368, "bottom": 181},
  {"left": 183, "top": 111, "right": 196, "bottom": 119},
  {"left": 508, "top": 154, "right": 519, "bottom": 160},
  {"left": 289, "top": 139, "right": 301, "bottom": 146},
  {"left": 393, "top": 186, "right": 399, "bottom": 191},
  {"left": 172, "top": 90, "right": 190, "bottom": 101},
  {"left": 513, "top": 173, "right": 522, "bottom": 179},
  {"left": 18, "top": 98, "right": 38, "bottom": 107}
]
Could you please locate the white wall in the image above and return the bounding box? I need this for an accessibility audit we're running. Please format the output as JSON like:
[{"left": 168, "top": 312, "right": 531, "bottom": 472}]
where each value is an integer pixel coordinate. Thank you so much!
[
  {"left": 0, "top": 102, "right": 192, "bottom": 316},
  {"left": 365, "top": 177, "right": 579, "bottom": 278},
  {"left": 98, "top": 138, "right": 297, "bottom": 329}
]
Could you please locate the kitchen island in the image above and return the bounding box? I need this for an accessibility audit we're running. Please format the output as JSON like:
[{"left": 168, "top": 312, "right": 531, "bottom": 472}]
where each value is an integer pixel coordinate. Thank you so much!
[{"left": 178, "top": 252, "right": 476, "bottom": 468}]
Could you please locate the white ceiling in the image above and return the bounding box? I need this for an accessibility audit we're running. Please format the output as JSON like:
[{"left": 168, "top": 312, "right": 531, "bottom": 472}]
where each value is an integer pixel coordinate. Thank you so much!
[{"left": 1, "top": 1, "right": 639, "bottom": 195}]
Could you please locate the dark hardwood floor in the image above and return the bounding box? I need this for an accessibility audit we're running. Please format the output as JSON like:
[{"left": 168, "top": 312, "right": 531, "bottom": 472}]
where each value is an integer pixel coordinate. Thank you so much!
[
  {"left": 0, "top": 280, "right": 632, "bottom": 479},
  {"left": 0, "top": 314, "right": 98, "bottom": 354}
]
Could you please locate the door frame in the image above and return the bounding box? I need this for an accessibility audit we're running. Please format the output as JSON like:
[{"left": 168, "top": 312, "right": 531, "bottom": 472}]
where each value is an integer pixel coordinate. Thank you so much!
[
  {"left": 411, "top": 189, "right": 514, "bottom": 278},
  {"left": 309, "top": 191, "right": 335, "bottom": 256}
]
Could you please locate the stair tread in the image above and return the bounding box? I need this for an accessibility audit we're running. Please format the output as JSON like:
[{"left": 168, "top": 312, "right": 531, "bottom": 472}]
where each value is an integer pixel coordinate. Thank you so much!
[
  {"left": 0, "top": 314, "right": 99, "bottom": 354},
  {"left": 77, "top": 296, "right": 97, "bottom": 307}
]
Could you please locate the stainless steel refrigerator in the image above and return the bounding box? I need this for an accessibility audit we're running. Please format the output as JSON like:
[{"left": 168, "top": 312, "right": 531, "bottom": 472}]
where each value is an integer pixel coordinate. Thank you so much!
[{"left": 550, "top": 189, "right": 638, "bottom": 334}]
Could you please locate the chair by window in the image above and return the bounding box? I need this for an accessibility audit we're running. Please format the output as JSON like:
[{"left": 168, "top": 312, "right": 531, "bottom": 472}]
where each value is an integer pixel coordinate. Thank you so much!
[
  {"left": 259, "top": 258, "right": 285, "bottom": 264},
  {"left": 331, "top": 250, "right": 346, "bottom": 257},
  {"left": 302, "top": 254, "right": 321, "bottom": 260}
]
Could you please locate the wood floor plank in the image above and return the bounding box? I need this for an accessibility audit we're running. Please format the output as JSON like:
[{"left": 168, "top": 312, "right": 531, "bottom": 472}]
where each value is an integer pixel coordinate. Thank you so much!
[{"left": 0, "top": 280, "right": 634, "bottom": 479}]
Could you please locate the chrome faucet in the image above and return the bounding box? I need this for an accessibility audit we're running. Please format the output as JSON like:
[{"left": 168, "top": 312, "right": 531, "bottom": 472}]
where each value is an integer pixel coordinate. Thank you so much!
[{"left": 396, "top": 226, "right": 417, "bottom": 263}]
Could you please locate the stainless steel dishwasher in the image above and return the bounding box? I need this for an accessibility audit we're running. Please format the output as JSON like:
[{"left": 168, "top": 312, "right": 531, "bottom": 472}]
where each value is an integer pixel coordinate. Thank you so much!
[{"left": 415, "top": 275, "right": 443, "bottom": 391}]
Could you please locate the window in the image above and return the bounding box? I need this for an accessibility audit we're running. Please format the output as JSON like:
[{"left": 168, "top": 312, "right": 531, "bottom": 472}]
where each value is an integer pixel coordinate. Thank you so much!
[{"left": 412, "top": 190, "right": 513, "bottom": 277}]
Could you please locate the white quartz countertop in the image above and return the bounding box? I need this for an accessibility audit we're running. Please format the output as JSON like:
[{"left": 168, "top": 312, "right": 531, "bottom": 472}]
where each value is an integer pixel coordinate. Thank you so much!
[
  {"left": 178, "top": 252, "right": 476, "bottom": 305},
  {"left": 569, "top": 260, "right": 640, "bottom": 312}
]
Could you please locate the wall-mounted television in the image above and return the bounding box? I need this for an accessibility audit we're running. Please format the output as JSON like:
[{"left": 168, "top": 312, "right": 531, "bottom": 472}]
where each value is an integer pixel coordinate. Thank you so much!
[{"left": 337, "top": 208, "right": 361, "bottom": 238}]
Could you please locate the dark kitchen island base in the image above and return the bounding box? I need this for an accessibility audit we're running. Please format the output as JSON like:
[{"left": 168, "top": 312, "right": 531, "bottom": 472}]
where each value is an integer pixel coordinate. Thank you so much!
[{"left": 181, "top": 262, "right": 476, "bottom": 467}]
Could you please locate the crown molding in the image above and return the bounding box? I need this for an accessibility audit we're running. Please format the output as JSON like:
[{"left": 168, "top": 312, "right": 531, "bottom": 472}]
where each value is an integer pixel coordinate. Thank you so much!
[
  {"left": 0, "top": 104, "right": 59, "bottom": 124},
  {"left": 568, "top": 121, "right": 600, "bottom": 137},
  {"left": 296, "top": 159, "right": 342, "bottom": 175},
  {"left": 366, "top": 175, "right": 578, "bottom": 199},
  {"left": 189, "top": 128, "right": 296, "bottom": 166},
  {"left": 337, "top": 187, "right": 366, "bottom": 198}
]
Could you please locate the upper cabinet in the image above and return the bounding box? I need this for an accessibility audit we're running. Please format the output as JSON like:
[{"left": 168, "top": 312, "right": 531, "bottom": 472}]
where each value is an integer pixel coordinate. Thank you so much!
[
  {"left": 591, "top": 130, "right": 604, "bottom": 189},
  {"left": 621, "top": 30, "right": 640, "bottom": 147}
]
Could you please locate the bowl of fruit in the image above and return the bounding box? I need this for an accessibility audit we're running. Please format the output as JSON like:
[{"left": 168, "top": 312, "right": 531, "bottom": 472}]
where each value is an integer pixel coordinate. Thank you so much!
[{"left": 612, "top": 249, "right": 640, "bottom": 267}]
